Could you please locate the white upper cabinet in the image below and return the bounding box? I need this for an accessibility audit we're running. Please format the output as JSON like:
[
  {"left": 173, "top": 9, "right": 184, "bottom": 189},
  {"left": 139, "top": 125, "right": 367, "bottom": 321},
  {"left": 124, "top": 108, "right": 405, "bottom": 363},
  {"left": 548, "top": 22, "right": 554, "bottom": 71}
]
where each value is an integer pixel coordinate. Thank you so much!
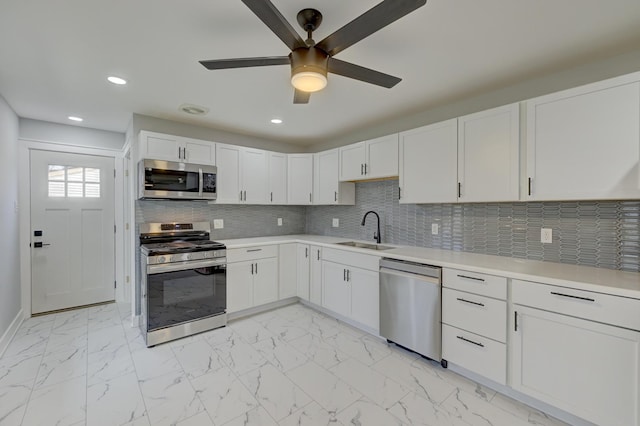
[
  {"left": 525, "top": 73, "right": 640, "bottom": 201},
  {"left": 399, "top": 119, "right": 458, "bottom": 204},
  {"left": 314, "top": 149, "right": 355, "bottom": 205},
  {"left": 267, "top": 152, "right": 287, "bottom": 204},
  {"left": 215, "top": 144, "right": 268, "bottom": 204},
  {"left": 139, "top": 131, "right": 215, "bottom": 165},
  {"left": 288, "top": 154, "right": 314, "bottom": 205},
  {"left": 339, "top": 134, "right": 399, "bottom": 181},
  {"left": 458, "top": 103, "right": 520, "bottom": 202}
]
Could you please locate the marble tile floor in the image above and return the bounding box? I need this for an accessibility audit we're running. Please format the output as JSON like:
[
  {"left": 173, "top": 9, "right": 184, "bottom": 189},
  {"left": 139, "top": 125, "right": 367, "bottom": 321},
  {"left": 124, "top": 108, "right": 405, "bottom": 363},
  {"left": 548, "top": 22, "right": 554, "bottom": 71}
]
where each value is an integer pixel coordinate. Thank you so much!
[{"left": 0, "top": 302, "right": 570, "bottom": 426}]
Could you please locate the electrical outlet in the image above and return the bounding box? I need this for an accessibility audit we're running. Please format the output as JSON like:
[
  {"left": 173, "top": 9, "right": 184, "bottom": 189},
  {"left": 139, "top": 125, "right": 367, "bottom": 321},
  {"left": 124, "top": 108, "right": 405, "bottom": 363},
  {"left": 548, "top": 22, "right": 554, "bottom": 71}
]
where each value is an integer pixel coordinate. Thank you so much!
[
  {"left": 541, "top": 228, "right": 552, "bottom": 244},
  {"left": 213, "top": 219, "right": 224, "bottom": 229},
  {"left": 277, "top": 218, "right": 283, "bottom": 226},
  {"left": 431, "top": 223, "right": 439, "bottom": 235},
  {"left": 332, "top": 218, "right": 339, "bottom": 227}
]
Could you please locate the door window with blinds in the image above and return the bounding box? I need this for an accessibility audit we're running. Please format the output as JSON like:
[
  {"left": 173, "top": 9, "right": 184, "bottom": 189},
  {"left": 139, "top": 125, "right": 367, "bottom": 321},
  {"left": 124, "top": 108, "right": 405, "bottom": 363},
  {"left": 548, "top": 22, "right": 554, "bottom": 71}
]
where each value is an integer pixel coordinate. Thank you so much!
[{"left": 48, "top": 165, "right": 101, "bottom": 198}]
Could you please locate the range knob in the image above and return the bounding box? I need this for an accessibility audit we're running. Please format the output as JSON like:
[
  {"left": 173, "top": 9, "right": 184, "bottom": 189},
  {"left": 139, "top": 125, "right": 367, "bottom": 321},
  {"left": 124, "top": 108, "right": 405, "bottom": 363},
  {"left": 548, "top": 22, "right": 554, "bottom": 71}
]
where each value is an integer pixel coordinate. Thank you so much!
[
  {"left": 157, "top": 256, "right": 167, "bottom": 264},
  {"left": 185, "top": 253, "right": 192, "bottom": 260}
]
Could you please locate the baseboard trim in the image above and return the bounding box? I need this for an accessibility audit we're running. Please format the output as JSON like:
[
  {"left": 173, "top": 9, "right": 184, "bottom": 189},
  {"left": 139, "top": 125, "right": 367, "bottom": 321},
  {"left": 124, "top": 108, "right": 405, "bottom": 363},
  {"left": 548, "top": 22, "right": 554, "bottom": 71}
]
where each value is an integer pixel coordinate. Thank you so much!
[{"left": 0, "top": 309, "right": 24, "bottom": 358}]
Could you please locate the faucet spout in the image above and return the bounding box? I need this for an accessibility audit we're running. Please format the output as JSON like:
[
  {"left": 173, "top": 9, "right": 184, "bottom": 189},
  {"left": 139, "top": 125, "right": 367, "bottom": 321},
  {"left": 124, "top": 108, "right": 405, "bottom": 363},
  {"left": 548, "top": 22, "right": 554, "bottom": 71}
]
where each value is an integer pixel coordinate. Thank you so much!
[{"left": 361, "top": 211, "right": 381, "bottom": 244}]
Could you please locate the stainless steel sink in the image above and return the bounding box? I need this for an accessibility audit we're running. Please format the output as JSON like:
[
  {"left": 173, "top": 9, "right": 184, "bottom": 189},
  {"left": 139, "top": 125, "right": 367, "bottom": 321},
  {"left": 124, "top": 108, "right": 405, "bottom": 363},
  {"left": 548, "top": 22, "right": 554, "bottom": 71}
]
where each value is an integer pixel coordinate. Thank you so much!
[{"left": 335, "top": 241, "right": 395, "bottom": 251}]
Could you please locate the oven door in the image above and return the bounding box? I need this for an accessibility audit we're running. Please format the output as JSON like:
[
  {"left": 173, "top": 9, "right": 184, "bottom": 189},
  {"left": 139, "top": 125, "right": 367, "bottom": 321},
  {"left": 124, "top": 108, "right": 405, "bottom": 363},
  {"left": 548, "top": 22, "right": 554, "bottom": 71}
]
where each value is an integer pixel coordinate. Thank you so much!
[{"left": 145, "top": 258, "right": 226, "bottom": 332}]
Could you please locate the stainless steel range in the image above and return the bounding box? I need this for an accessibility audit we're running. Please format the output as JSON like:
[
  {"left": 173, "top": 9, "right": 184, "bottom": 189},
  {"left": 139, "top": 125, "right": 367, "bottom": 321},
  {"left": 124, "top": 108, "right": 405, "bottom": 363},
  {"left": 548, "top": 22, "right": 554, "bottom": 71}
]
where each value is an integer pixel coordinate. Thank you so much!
[{"left": 139, "top": 222, "right": 226, "bottom": 346}]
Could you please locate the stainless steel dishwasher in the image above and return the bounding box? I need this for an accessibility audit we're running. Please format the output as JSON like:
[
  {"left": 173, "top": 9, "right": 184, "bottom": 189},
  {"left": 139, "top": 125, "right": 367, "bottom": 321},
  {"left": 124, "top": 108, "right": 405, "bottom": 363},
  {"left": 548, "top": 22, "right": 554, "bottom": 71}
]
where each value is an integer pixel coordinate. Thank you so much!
[{"left": 379, "top": 258, "right": 444, "bottom": 365}]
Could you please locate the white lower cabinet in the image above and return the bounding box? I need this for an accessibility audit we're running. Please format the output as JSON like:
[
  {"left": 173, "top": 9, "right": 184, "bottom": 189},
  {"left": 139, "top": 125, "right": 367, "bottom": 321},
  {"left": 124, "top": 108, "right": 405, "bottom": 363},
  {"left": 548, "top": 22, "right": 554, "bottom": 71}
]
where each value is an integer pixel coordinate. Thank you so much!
[
  {"left": 226, "top": 246, "right": 278, "bottom": 313},
  {"left": 348, "top": 267, "right": 379, "bottom": 333},
  {"left": 296, "top": 244, "right": 310, "bottom": 301},
  {"left": 227, "top": 261, "right": 254, "bottom": 313},
  {"left": 278, "top": 243, "right": 297, "bottom": 299},
  {"left": 309, "top": 245, "right": 322, "bottom": 305},
  {"left": 510, "top": 305, "right": 640, "bottom": 426},
  {"left": 321, "top": 261, "right": 351, "bottom": 318}
]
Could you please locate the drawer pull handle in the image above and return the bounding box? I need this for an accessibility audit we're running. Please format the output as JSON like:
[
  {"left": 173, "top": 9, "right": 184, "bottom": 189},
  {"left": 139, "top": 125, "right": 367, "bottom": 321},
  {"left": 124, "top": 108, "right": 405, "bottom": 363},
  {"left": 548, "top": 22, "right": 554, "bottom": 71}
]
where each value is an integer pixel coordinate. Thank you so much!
[
  {"left": 247, "top": 249, "right": 262, "bottom": 252},
  {"left": 550, "top": 291, "right": 595, "bottom": 302},
  {"left": 456, "top": 336, "right": 484, "bottom": 348},
  {"left": 456, "top": 298, "right": 484, "bottom": 307},
  {"left": 457, "top": 274, "right": 485, "bottom": 282}
]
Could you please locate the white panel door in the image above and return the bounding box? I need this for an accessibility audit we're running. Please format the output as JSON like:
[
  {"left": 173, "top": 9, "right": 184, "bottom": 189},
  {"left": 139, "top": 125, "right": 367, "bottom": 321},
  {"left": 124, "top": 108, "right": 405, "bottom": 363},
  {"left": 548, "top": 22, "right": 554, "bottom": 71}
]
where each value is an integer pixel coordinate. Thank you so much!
[
  {"left": 366, "top": 134, "right": 398, "bottom": 179},
  {"left": 215, "top": 143, "right": 241, "bottom": 203},
  {"left": 321, "top": 261, "right": 351, "bottom": 318},
  {"left": 339, "top": 142, "right": 366, "bottom": 181},
  {"left": 349, "top": 267, "right": 379, "bottom": 331},
  {"left": 183, "top": 138, "right": 216, "bottom": 165},
  {"left": 399, "top": 119, "right": 458, "bottom": 203},
  {"left": 268, "top": 152, "right": 287, "bottom": 204},
  {"left": 253, "top": 257, "right": 278, "bottom": 306},
  {"left": 296, "top": 244, "right": 310, "bottom": 301},
  {"left": 287, "top": 154, "right": 313, "bottom": 205},
  {"left": 227, "top": 261, "right": 253, "bottom": 313},
  {"left": 458, "top": 103, "right": 520, "bottom": 202},
  {"left": 30, "top": 150, "right": 115, "bottom": 314},
  {"left": 309, "top": 246, "right": 322, "bottom": 305},
  {"left": 241, "top": 148, "right": 268, "bottom": 204},
  {"left": 526, "top": 77, "right": 640, "bottom": 201}
]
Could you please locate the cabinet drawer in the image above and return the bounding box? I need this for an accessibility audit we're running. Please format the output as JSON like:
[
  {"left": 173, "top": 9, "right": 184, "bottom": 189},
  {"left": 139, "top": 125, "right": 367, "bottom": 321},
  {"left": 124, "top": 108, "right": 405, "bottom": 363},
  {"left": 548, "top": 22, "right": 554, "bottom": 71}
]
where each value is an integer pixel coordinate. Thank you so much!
[
  {"left": 512, "top": 279, "right": 640, "bottom": 331},
  {"left": 322, "top": 247, "right": 380, "bottom": 271},
  {"left": 443, "top": 268, "right": 507, "bottom": 299},
  {"left": 442, "top": 324, "right": 506, "bottom": 385},
  {"left": 442, "top": 288, "right": 507, "bottom": 343},
  {"left": 227, "top": 245, "right": 278, "bottom": 263}
]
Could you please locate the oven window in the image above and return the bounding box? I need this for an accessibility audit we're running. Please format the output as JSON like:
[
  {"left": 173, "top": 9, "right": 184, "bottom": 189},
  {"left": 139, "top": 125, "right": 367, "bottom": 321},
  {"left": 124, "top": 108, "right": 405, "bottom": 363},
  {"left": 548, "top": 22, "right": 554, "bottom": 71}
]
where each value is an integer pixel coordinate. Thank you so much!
[
  {"left": 146, "top": 266, "right": 226, "bottom": 331},
  {"left": 145, "top": 168, "right": 200, "bottom": 192}
]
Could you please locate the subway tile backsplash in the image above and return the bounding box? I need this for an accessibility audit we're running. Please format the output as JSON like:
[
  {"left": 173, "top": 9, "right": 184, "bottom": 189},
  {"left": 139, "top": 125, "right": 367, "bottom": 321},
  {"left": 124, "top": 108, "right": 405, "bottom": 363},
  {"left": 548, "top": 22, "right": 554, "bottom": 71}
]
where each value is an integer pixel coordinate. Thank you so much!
[
  {"left": 305, "top": 180, "right": 640, "bottom": 272},
  {"left": 135, "top": 181, "right": 640, "bottom": 272}
]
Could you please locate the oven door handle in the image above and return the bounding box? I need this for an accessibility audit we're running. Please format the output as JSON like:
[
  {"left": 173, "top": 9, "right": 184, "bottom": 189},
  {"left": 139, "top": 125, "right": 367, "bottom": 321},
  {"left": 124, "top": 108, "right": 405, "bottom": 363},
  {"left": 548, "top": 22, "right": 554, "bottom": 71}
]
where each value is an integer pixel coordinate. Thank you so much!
[{"left": 147, "top": 259, "right": 227, "bottom": 274}]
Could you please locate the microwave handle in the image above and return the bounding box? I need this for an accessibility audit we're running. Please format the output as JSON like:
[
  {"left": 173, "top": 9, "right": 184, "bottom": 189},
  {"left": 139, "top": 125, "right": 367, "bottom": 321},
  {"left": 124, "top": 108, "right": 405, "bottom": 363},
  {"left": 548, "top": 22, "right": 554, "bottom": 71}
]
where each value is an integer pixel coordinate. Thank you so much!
[{"left": 198, "top": 168, "right": 203, "bottom": 197}]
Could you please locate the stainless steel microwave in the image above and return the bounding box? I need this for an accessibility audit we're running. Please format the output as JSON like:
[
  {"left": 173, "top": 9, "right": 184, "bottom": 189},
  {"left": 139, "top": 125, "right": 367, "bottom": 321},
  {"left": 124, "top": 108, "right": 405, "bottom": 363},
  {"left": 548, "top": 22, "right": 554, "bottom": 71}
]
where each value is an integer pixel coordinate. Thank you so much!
[{"left": 139, "top": 159, "right": 217, "bottom": 200}]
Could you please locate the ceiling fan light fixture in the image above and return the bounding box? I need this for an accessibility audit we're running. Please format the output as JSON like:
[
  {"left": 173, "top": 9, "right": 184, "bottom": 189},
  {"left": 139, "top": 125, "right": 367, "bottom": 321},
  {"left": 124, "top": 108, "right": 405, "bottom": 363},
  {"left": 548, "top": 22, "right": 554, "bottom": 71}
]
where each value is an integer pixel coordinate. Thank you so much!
[{"left": 291, "top": 71, "right": 327, "bottom": 93}]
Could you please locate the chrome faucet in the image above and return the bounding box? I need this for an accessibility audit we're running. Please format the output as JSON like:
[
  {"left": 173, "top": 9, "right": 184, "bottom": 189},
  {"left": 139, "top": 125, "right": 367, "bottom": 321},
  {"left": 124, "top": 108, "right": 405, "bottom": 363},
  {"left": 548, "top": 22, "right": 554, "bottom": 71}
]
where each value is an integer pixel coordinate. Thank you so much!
[{"left": 361, "top": 211, "right": 381, "bottom": 244}]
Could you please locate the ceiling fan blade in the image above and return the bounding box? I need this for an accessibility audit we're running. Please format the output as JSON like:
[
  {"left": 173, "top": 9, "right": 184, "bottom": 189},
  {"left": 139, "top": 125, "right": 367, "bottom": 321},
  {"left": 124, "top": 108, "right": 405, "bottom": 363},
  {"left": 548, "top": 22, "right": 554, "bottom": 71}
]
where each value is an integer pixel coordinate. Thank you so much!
[
  {"left": 293, "top": 89, "right": 310, "bottom": 104},
  {"left": 199, "top": 56, "right": 290, "bottom": 70},
  {"left": 241, "top": 0, "right": 306, "bottom": 51},
  {"left": 316, "top": 0, "right": 427, "bottom": 57},
  {"left": 328, "top": 58, "right": 401, "bottom": 88}
]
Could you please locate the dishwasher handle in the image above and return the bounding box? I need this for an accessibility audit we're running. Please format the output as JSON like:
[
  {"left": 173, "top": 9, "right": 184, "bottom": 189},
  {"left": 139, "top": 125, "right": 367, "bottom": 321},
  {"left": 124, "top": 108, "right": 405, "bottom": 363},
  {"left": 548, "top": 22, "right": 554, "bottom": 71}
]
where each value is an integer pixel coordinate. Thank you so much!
[{"left": 380, "top": 267, "right": 441, "bottom": 285}]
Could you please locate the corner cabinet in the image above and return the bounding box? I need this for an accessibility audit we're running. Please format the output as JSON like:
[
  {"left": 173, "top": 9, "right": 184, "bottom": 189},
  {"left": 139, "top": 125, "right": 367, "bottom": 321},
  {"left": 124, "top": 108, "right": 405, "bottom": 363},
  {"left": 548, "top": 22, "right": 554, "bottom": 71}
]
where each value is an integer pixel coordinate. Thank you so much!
[
  {"left": 339, "top": 134, "right": 398, "bottom": 181},
  {"left": 510, "top": 279, "right": 640, "bottom": 426},
  {"left": 399, "top": 119, "right": 458, "bottom": 203},
  {"left": 314, "top": 149, "right": 355, "bottom": 205},
  {"left": 457, "top": 103, "right": 520, "bottom": 202},
  {"left": 139, "top": 131, "right": 216, "bottom": 165},
  {"left": 287, "top": 154, "right": 313, "bottom": 205},
  {"left": 525, "top": 72, "right": 640, "bottom": 201}
]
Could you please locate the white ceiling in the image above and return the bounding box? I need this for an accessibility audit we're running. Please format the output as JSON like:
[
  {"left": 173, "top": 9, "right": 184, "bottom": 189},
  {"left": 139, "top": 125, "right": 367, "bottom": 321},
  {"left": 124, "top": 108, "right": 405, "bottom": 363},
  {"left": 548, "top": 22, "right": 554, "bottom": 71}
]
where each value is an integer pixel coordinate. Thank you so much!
[{"left": 1, "top": 0, "right": 640, "bottom": 145}]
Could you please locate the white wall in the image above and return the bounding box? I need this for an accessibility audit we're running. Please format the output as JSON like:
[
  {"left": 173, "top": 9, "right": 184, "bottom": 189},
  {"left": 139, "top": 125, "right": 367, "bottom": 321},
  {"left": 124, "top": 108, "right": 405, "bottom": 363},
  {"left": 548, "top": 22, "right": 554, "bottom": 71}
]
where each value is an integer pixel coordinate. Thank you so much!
[
  {"left": 0, "top": 94, "right": 21, "bottom": 340},
  {"left": 20, "top": 118, "right": 125, "bottom": 150}
]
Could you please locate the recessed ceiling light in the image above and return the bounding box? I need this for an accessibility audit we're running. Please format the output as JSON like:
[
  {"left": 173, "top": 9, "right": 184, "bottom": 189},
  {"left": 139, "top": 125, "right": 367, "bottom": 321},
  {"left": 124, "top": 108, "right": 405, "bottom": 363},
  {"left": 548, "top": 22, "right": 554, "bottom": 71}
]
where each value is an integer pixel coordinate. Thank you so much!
[
  {"left": 271, "top": 118, "right": 283, "bottom": 124},
  {"left": 107, "top": 76, "right": 127, "bottom": 85},
  {"left": 68, "top": 116, "right": 83, "bottom": 122},
  {"left": 179, "top": 103, "right": 209, "bottom": 115}
]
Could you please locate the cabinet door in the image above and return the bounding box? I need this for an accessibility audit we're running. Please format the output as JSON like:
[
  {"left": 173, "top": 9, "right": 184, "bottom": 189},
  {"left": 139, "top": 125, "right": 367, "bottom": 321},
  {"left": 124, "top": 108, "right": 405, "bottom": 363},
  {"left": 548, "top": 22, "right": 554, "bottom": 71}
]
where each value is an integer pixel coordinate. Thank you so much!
[
  {"left": 241, "top": 148, "right": 268, "bottom": 204},
  {"left": 183, "top": 138, "right": 216, "bottom": 166},
  {"left": 140, "top": 132, "right": 181, "bottom": 162},
  {"left": 268, "top": 152, "right": 287, "bottom": 204},
  {"left": 511, "top": 305, "right": 640, "bottom": 426},
  {"left": 458, "top": 103, "right": 519, "bottom": 202},
  {"left": 399, "top": 119, "right": 458, "bottom": 203},
  {"left": 288, "top": 154, "right": 313, "bottom": 205},
  {"left": 227, "top": 261, "right": 253, "bottom": 313},
  {"left": 349, "top": 267, "right": 379, "bottom": 332},
  {"left": 321, "top": 261, "right": 351, "bottom": 318},
  {"left": 296, "top": 244, "right": 310, "bottom": 301},
  {"left": 366, "top": 134, "right": 398, "bottom": 179},
  {"left": 253, "top": 257, "right": 278, "bottom": 306},
  {"left": 309, "top": 246, "right": 322, "bottom": 305},
  {"left": 278, "top": 243, "right": 297, "bottom": 299},
  {"left": 339, "top": 142, "right": 366, "bottom": 181},
  {"left": 314, "top": 149, "right": 339, "bottom": 204},
  {"left": 526, "top": 76, "right": 640, "bottom": 201},
  {"left": 215, "top": 144, "right": 241, "bottom": 203}
]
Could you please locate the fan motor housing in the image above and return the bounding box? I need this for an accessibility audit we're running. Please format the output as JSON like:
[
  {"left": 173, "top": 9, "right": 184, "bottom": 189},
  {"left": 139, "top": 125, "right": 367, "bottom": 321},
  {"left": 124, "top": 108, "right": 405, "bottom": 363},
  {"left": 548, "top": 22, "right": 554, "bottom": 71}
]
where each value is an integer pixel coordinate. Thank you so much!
[{"left": 289, "top": 47, "right": 329, "bottom": 77}]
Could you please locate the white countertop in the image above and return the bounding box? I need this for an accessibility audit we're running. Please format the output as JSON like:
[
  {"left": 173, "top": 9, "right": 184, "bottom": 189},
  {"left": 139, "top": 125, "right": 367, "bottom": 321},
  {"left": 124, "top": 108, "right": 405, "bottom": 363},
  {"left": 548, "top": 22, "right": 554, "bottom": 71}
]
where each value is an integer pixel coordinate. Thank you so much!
[{"left": 219, "top": 234, "right": 640, "bottom": 300}]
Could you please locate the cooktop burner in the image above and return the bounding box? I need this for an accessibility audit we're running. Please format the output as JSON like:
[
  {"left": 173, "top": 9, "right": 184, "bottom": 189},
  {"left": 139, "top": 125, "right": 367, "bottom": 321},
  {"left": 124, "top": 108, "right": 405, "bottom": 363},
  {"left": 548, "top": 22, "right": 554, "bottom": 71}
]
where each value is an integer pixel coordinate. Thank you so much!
[
  {"left": 141, "top": 239, "right": 225, "bottom": 255},
  {"left": 139, "top": 222, "right": 226, "bottom": 256}
]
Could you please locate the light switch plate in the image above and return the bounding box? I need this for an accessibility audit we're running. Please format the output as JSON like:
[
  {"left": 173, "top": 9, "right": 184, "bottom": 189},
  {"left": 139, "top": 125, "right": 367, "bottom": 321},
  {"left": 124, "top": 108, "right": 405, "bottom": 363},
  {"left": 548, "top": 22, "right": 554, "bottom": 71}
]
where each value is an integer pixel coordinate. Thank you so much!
[
  {"left": 541, "top": 228, "right": 552, "bottom": 244},
  {"left": 431, "top": 223, "right": 439, "bottom": 235},
  {"left": 277, "top": 218, "right": 283, "bottom": 226},
  {"left": 332, "top": 218, "right": 339, "bottom": 227},
  {"left": 213, "top": 219, "right": 224, "bottom": 229}
]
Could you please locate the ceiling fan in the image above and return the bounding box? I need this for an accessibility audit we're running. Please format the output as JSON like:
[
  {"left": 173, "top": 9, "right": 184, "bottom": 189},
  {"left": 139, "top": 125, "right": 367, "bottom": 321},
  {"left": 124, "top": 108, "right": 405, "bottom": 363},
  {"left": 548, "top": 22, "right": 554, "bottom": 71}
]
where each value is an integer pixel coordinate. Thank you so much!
[{"left": 199, "top": 0, "right": 427, "bottom": 104}]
